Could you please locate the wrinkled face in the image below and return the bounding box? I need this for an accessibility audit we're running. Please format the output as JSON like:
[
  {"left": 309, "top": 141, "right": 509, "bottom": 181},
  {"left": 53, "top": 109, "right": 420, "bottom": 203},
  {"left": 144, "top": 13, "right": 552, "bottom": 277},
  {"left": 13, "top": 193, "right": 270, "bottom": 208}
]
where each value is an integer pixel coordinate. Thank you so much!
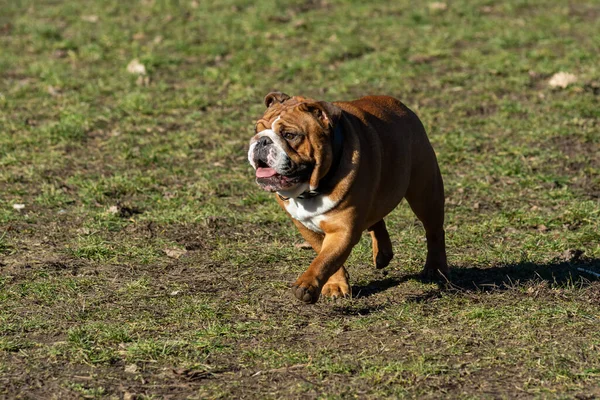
[{"left": 248, "top": 95, "right": 334, "bottom": 197}]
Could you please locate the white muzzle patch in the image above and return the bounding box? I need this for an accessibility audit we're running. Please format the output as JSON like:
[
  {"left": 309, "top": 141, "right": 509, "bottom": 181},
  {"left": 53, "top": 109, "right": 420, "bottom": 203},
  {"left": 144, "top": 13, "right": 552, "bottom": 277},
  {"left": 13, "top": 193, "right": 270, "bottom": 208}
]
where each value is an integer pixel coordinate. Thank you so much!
[{"left": 248, "top": 116, "right": 290, "bottom": 173}]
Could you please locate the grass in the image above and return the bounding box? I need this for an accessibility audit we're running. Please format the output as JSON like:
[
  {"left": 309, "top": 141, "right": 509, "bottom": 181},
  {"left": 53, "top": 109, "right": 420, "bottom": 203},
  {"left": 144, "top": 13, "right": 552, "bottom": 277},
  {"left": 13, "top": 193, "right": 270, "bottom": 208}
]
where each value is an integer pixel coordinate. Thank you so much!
[{"left": 1, "top": 0, "right": 599, "bottom": 398}]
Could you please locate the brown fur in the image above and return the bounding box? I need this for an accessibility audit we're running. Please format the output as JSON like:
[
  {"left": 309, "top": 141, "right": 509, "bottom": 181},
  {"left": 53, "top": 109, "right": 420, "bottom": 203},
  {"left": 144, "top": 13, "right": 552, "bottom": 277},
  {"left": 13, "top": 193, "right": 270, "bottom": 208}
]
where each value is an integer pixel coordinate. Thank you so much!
[{"left": 253, "top": 94, "right": 448, "bottom": 303}]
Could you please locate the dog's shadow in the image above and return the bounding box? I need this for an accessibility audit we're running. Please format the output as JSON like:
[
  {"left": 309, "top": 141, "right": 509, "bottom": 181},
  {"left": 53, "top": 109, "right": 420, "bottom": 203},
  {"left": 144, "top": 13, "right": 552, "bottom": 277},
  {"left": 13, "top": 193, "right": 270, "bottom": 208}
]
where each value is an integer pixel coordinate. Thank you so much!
[{"left": 352, "top": 257, "right": 600, "bottom": 300}]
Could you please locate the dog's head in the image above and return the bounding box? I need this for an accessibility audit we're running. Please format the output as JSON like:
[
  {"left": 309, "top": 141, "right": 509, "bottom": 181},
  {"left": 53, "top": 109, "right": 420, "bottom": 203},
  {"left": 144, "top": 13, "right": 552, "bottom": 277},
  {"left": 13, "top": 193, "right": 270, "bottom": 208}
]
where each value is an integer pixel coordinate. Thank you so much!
[{"left": 248, "top": 92, "right": 342, "bottom": 198}]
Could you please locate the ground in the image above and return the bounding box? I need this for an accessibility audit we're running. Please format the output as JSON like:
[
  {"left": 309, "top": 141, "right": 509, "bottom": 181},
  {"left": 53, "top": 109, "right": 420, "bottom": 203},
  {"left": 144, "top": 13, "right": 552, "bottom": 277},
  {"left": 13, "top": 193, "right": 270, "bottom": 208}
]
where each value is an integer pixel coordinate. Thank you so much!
[{"left": 0, "top": 0, "right": 599, "bottom": 398}]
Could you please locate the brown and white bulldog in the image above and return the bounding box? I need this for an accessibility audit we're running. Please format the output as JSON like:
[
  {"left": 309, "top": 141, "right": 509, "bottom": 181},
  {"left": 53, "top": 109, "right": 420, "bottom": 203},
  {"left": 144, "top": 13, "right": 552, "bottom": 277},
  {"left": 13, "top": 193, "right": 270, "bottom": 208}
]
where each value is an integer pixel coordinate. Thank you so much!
[{"left": 248, "top": 92, "right": 448, "bottom": 304}]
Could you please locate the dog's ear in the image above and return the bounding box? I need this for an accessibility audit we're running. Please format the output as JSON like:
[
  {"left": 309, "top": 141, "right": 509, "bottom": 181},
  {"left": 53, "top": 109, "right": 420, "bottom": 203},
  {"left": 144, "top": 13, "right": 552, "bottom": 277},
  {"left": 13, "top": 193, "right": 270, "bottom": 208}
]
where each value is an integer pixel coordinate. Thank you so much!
[
  {"left": 264, "top": 92, "right": 291, "bottom": 108},
  {"left": 300, "top": 101, "right": 344, "bottom": 192},
  {"left": 300, "top": 101, "right": 342, "bottom": 129}
]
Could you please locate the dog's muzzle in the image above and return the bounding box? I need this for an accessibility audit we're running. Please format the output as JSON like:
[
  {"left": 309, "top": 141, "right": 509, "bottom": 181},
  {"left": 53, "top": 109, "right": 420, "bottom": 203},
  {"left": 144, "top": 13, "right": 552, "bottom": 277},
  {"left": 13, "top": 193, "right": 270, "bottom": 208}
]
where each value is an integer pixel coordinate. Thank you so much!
[
  {"left": 249, "top": 136, "right": 311, "bottom": 193},
  {"left": 254, "top": 136, "right": 274, "bottom": 166}
]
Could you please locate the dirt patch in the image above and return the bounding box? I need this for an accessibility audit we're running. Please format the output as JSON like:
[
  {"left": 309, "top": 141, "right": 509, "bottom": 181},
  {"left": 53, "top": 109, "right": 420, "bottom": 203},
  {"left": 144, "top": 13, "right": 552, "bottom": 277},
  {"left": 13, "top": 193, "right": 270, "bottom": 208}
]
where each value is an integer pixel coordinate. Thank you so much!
[{"left": 550, "top": 134, "right": 600, "bottom": 198}]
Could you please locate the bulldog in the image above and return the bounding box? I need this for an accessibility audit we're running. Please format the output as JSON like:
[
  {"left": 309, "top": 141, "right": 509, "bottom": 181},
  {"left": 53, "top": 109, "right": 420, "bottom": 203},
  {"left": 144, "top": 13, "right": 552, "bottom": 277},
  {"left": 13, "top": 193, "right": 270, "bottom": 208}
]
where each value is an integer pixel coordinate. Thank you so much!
[{"left": 248, "top": 92, "right": 448, "bottom": 304}]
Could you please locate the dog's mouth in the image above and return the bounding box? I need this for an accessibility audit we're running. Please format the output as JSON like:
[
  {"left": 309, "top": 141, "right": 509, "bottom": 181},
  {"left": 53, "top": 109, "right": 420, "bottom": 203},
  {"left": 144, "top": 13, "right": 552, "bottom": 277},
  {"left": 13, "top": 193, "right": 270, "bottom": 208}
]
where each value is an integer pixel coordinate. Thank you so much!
[{"left": 255, "top": 160, "right": 310, "bottom": 192}]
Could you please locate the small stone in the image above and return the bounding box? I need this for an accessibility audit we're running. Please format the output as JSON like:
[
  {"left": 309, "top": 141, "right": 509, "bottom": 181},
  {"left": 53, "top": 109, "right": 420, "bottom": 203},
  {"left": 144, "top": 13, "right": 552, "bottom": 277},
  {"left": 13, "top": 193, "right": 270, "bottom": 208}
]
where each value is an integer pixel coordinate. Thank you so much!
[
  {"left": 126, "top": 59, "right": 147, "bottom": 75},
  {"left": 548, "top": 72, "right": 577, "bottom": 89},
  {"left": 164, "top": 247, "right": 187, "bottom": 259},
  {"left": 81, "top": 15, "right": 99, "bottom": 23},
  {"left": 12, "top": 204, "right": 25, "bottom": 210},
  {"left": 429, "top": 2, "right": 447, "bottom": 11},
  {"left": 124, "top": 364, "right": 138, "bottom": 374},
  {"left": 108, "top": 205, "right": 119, "bottom": 214}
]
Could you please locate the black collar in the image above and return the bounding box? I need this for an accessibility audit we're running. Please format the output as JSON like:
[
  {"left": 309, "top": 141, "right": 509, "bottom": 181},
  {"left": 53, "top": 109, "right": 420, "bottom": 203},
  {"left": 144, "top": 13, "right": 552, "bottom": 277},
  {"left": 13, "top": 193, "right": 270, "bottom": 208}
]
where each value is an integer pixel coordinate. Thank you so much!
[{"left": 278, "top": 122, "right": 344, "bottom": 201}]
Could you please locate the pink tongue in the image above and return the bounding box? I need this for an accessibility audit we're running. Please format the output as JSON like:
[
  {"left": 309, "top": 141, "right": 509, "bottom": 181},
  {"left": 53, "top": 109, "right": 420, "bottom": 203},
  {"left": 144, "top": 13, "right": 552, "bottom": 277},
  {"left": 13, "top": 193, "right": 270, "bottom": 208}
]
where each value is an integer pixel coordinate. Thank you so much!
[{"left": 256, "top": 167, "right": 278, "bottom": 178}]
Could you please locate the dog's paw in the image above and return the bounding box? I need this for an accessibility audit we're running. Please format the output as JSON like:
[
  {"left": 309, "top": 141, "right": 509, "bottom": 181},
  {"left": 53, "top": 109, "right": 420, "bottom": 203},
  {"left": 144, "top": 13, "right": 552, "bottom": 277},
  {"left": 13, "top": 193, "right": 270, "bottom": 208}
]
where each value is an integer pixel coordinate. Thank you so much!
[
  {"left": 291, "top": 278, "right": 320, "bottom": 304},
  {"left": 321, "top": 281, "right": 351, "bottom": 299},
  {"left": 375, "top": 251, "right": 393, "bottom": 269},
  {"left": 419, "top": 264, "right": 450, "bottom": 282}
]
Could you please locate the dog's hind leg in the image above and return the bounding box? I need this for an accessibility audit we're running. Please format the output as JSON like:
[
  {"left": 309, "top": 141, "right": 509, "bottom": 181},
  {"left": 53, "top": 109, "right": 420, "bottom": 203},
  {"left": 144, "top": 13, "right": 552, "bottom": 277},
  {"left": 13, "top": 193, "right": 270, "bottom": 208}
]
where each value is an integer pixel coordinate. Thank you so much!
[
  {"left": 404, "top": 163, "right": 449, "bottom": 280},
  {"left": 368, "top": 219, "right": 394, "bottom": 269}
]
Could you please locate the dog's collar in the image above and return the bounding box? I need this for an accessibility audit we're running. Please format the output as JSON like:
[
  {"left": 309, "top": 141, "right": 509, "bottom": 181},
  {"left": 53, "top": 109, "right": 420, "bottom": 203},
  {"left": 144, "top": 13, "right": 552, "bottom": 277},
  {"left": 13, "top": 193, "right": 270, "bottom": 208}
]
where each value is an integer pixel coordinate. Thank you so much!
[{"left": 278, "top": 122, "right": 344, "bottom": 201}]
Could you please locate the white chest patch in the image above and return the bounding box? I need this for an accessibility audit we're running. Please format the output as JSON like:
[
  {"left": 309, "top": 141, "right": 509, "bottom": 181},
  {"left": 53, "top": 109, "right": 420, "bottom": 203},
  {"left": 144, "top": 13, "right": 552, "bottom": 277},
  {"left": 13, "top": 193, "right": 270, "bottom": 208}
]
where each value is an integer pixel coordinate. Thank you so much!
[{"left": 284, "top": 195, "right": 337, "bottom": 233}]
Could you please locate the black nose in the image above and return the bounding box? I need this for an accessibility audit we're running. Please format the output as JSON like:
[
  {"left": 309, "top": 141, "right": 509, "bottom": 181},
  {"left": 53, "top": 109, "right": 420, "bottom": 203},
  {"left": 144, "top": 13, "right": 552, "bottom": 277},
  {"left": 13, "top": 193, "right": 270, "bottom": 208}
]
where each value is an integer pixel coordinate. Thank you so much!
[{"left": 257, "top": 136, "right": 273, "bottom": 148}]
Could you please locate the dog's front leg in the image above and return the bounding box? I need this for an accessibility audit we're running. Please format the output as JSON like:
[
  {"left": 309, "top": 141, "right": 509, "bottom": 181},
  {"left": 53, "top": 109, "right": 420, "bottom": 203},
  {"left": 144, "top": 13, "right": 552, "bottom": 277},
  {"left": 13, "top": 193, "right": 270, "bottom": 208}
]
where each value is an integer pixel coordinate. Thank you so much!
[{"left": 291, "top": 229, "right": 358, "bottom": 304}]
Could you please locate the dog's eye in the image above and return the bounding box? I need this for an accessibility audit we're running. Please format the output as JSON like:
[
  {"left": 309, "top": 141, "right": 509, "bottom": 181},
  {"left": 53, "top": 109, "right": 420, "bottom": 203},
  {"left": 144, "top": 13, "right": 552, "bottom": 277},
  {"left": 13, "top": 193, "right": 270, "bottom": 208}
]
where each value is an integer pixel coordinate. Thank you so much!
[{"left": 282, "top": 131, "right": 298, "bottom": 140}]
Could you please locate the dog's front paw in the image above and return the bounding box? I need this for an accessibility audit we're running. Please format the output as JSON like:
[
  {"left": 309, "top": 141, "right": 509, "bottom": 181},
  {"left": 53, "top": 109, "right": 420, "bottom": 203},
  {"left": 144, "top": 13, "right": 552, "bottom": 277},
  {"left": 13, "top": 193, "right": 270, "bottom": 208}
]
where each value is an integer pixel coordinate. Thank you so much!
[{"left": 291, "top": 277, "right": 320, "bottom": 304}]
